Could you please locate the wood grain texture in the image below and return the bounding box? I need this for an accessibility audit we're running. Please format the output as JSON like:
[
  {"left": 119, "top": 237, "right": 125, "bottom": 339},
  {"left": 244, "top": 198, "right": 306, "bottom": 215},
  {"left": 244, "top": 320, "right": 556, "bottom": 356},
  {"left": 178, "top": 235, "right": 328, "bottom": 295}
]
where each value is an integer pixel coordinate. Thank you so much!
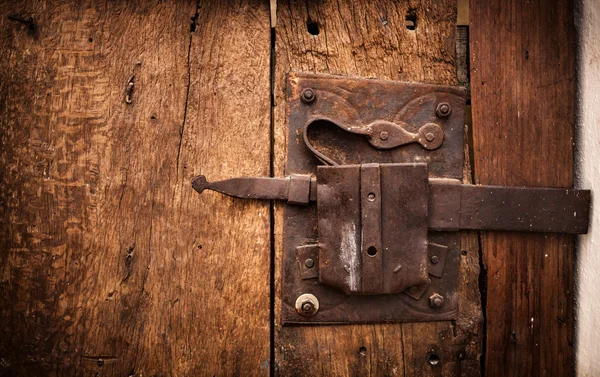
[
  {"left": 470, "top": 0, "right": 575, "bottom": 376},
  {"left": 0, "top": 1, "right": 271, "bottom": 376},
  {"left": 273, "top": 1, "right": 482, "bottom": 375}
]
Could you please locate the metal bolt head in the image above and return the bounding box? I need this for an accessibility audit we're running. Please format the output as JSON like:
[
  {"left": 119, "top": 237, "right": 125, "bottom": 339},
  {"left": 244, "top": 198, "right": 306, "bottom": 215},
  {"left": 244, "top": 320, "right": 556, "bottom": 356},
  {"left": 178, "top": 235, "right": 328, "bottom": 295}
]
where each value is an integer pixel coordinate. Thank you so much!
[
  {"left": 301, "top": 88, "right": 316, "bottom": 104},
  {"left": 425, "top": 132, "right": 435, "bottom": 142},
  {"left": 302, "top": 302, "right": 314, "bottom": 313},
  {"left": 295, "top": 293, "right": 319, "bottom": 317},
  {"left": 435, "top": 102, "right": 451, "bottom": 117},
  {"left": 379, "top": 131, "right": 389, "bottom": 140},
  {"left": 430, "top": 255, "right": 440, "bottom": 264},
  {"left": 429, "top": 293, "right": 444, "bottom": 308},
  {"left": 304, "top": 258, "right": 315, "bottom": 268}
]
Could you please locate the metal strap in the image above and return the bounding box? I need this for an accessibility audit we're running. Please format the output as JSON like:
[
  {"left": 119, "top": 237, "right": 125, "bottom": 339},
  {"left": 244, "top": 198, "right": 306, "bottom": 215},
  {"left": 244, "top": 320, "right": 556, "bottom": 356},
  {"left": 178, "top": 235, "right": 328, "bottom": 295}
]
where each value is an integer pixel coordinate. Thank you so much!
[{"left": 429, "top": 180, "right": 590, "bottom": 234}]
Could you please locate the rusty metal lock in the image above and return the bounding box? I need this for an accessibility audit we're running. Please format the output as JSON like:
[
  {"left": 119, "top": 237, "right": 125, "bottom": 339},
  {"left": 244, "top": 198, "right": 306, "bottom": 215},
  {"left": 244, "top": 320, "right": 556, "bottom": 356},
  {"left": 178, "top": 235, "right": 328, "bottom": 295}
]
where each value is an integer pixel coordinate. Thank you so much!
[
  {"left": 191, "top": 72, "right": 590, "bottom": 325},
  {"left": 317, "top": 163, "right": 429, "bottom": 295}
]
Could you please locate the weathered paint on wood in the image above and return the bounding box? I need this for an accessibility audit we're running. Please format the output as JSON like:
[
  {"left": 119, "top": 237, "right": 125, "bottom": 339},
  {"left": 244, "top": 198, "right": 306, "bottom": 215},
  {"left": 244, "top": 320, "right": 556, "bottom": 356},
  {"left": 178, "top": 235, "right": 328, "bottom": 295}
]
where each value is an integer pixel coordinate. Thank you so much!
[
  {"left": 273, "top": 1, "right": 482, "bottom": 375},
  {"left": 0, "top": 1, "right": 271, "bottom": 375},
  {"left": 470, "top": 0, "right": 575, "bottom": 376}
]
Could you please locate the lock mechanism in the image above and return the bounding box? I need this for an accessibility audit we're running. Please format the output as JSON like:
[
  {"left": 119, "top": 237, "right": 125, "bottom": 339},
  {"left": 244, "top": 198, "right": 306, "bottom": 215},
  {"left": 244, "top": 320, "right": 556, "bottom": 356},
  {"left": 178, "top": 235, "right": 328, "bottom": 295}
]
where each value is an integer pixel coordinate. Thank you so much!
[{"left": 192, "top": 72, "right": 590, "bottom": 324}]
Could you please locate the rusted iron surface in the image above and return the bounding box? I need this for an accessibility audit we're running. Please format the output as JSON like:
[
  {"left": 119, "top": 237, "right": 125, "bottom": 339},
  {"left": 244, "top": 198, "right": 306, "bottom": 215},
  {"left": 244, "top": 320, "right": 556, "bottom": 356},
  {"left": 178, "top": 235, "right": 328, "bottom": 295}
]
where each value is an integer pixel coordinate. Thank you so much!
[{"left": 281, "top": 72, "right": 465, "bottom": 324}]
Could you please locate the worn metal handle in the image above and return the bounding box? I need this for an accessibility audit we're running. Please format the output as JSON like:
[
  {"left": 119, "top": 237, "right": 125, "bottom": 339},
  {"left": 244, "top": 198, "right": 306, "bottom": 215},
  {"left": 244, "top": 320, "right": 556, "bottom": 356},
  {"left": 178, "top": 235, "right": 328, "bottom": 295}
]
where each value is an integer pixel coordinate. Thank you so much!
[{"left": 302, "top": 117, "right": 444, "bottom": 165}]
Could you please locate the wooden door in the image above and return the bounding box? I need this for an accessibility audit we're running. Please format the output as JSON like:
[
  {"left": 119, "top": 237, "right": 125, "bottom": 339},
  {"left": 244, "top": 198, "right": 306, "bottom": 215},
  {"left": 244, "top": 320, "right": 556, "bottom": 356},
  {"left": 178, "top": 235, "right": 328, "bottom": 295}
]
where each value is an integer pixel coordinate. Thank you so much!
[{"left": 0, "top": 0, "right": 575, "bottom": 376}]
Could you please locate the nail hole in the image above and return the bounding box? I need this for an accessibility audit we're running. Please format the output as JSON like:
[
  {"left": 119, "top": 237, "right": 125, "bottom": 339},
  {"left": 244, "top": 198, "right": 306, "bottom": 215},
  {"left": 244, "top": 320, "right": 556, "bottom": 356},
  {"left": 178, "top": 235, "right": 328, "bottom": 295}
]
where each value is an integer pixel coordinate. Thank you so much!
[
  {"left": 367, "top": 246, "right": 377, "bottom": 257},
  {"left": 428, "top": 353, "right": 440, "bottom": 366},
  {"left": 367, "top": 192, "right": 376, "bottom": 201},
  {"left": 461, "top": 250, "right": 468, "bottom": 256},
  {"left": 88, "top": 37, "right": 93, "bottom": 43},
  {"left": 307, "top": 20, "right": 320, "bottom": 35},
  {"left": 405, "top": 11, "right": 417, "bottom": 30},
  {"left": 359, "top": 346, "right": 367, "bottom": 356}
]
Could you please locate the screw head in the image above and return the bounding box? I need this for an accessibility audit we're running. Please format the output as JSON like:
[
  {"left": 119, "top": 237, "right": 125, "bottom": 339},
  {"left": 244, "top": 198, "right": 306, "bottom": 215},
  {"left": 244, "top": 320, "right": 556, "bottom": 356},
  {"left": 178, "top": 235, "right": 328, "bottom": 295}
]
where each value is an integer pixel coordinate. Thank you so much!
[
  {"left": 367, "top": 192, "right": 376, "bottom": 201},
  {"left": 429, "top": 293, "right": 444, "bottom": 308},
  {"left": 304, "top": 258, "right": 315, "bottom": 268},
  {"left": 425, "top": 132, "right": 435, "bottom": 142},
  {"left": 302, "top": 302, "right": 314, "bottom": 313},
  {"left": 295, "top": 293, "right": 319, "bottom": 317},
  {"left": 301, "top": 88, "right": 316, "bottom": 104},
  {"left": 430, "top": 255, "right": 440, "bottom": 264},
  {"left": 435, "top": 102, "right": 451, "bottom": 117},
  {"left": 379, "top": 131, "right": 389, "bottom": 140}
]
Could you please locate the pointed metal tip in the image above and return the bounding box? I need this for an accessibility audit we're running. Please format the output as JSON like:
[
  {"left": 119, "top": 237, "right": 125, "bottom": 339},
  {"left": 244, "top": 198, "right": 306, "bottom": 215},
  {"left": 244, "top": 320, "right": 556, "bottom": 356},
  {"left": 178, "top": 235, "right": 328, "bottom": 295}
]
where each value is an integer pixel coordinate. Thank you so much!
[{"left": 191, "top": 175, "right": 209, "bottom": 194}]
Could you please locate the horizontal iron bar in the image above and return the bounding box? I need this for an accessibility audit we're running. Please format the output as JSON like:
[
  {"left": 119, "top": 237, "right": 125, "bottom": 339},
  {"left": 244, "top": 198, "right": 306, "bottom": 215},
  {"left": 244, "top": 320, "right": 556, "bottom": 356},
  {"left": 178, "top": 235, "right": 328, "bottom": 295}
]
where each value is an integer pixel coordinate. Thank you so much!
[
  {"left": 192, "top": 174, "right": 317, "bottom": 203},
  {"left": 192, "top": 175, "right": 590, "bottom": 234},
  {"left": 429, "top": 180, "right": 590, "bottom": 234}
]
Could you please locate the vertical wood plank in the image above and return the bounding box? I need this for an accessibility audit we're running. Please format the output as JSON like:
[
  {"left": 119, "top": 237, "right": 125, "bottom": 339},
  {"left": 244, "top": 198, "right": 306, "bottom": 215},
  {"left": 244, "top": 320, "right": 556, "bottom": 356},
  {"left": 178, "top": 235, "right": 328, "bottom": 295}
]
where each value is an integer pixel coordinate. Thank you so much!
[
  {"left": 0, "top": 1, "right": 272, "bottom": 375},
  {"left": 274, "top": 1, "right": 482, "bottom": 375},
  {"left": 470, "top": 0, "right": 575, "bottom": 376}
]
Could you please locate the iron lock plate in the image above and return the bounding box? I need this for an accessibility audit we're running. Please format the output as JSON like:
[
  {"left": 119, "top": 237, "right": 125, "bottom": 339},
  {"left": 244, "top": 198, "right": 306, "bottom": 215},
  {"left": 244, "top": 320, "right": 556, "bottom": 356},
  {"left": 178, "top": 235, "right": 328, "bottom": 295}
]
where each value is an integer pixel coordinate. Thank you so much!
[
  {"left": 282, "top": 72, "right": 466, "bottom": 324},
  {"left": 191, "top": 72, "right": 590, "bottom": 325}
]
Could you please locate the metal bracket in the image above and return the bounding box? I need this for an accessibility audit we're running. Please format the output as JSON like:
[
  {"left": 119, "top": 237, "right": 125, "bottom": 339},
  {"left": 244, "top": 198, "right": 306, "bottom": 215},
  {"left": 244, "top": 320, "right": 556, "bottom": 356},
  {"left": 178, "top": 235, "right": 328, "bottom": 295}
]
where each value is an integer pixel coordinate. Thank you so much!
[{"left": 191, "top": 72, "right": 590, "bottom": 325}]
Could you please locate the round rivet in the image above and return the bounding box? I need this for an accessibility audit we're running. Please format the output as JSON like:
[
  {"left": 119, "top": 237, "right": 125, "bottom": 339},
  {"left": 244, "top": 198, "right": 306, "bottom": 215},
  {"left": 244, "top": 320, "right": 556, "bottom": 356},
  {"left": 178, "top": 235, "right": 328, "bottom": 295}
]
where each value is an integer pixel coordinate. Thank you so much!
[
  {"left": 304, "top": 258, "right": 315, "bottom": 268},
  {"left": 425, "top": 132, "right": 435, "bottom": 142},
  {"left": 295, "top": 293, "right": 319, "bottom": 317},
  {"left": 380, "top": 131, "right": 389, "bottom": 140},
  {"left": 430, "top": 255, "right": 439, "bottom": 264},
  {"left": 436, "top": 102, "right": 451, "bottom": 117},
  {"left": 301, "top": 88, "right": 316, "bottom": 104}
]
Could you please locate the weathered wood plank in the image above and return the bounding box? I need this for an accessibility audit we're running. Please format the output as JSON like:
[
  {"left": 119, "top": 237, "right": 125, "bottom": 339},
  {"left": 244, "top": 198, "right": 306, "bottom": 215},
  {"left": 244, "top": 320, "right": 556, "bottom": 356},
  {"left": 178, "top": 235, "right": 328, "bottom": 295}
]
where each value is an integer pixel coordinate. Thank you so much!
[
  {"left": 273, "top": 1, "right": 482, "bottom": 375},
  {"left": 470, "top": 0, "right": 575, "bottom": 375},
  {"left": 0, "top": 1, "right": 272, "bottom": 375}
]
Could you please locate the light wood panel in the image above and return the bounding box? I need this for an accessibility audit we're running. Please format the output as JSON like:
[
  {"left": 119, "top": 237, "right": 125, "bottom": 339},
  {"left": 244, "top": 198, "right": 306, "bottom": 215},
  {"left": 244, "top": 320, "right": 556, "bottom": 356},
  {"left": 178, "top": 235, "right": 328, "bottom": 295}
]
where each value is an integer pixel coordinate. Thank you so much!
[
  {"left": 273, "top": 1, "right": 482, "bottom": 375},
  {"left": 0, "top": 1, "right": 272, "bottom": 375}
]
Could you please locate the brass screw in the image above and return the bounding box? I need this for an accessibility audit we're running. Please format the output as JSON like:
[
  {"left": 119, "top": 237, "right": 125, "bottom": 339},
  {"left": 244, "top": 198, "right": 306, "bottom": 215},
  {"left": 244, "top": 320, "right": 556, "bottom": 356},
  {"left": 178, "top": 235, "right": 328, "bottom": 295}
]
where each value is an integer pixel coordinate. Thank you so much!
[
  {"left": 301, "top": 88, "right": 316, "bottom": 104},
  {"left": 435, "top": 102, "right": 451, "bottom": 117}
]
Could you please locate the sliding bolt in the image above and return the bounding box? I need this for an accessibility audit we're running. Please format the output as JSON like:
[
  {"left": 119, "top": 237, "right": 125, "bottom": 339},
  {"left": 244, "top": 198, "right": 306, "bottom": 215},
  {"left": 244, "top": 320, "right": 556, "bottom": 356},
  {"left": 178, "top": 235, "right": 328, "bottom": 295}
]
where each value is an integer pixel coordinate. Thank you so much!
[
  {"left": 301, "top": 88, "right": 316, "bottom": 104},
  {"left": 435, "top": 102, "right": 451, "bottom": 117}
]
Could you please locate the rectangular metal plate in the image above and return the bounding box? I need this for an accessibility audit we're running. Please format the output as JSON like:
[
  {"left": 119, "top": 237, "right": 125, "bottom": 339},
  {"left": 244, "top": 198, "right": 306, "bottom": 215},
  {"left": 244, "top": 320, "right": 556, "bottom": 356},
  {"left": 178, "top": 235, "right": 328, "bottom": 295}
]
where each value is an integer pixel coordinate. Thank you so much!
[{"left": 281, "top": 72, "right": 466, "bottom": 324}]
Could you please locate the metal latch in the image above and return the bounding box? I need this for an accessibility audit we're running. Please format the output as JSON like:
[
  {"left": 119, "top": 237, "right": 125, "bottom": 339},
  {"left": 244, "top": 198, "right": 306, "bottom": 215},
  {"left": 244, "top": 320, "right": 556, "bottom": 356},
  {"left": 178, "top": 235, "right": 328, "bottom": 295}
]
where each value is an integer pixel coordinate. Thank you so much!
[{"left": 192, "top": 72, "right": 590, "bottom": 324}]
